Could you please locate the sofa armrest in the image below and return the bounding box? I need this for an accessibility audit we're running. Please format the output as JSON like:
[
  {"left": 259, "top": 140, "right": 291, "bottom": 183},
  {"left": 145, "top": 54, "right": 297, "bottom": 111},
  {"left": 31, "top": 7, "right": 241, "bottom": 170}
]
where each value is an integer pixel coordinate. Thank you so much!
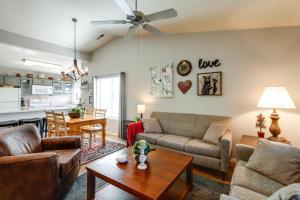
[
  {"left": 0, "top": 153, "right": 60, "bottom": 200},
  {"left": 220, "top": 130, "right": 232, "bottom": 173},
  {"left": 42, "top": 136, "right": 81, "bottom": 150},
  {"left": 236, "top": 144, "right": 254, "bottom": 162},
  {"left": 220, "top": 194, "right": 239, "bottom": 200}
]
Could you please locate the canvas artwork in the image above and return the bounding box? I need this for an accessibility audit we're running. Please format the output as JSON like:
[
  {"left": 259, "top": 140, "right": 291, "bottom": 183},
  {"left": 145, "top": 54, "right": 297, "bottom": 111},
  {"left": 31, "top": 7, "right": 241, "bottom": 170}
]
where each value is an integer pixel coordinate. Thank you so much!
[
  {"left": 150, "top": 63, "right": 173, "bottom": 97},
  {"left": 197, "top": 72, "right": 222, "bottom": 96}
]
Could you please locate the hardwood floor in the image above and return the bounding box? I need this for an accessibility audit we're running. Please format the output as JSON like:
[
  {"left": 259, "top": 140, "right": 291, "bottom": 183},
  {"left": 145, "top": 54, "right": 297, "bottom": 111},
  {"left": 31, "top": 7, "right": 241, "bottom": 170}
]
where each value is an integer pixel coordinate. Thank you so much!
[{"left": 79, "top": 135, "right": 235, "bottom": 185}]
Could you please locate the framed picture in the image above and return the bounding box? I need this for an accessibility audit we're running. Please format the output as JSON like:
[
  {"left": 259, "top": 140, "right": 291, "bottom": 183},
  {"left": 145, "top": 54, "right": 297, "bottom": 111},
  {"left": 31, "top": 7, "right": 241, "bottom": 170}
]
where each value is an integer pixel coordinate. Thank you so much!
[
  {"left": 197, "top": 71, "right": 222, "bottom": 96},
  {"left": 150, "top": 63, "right": 173, "bottom": 97}
]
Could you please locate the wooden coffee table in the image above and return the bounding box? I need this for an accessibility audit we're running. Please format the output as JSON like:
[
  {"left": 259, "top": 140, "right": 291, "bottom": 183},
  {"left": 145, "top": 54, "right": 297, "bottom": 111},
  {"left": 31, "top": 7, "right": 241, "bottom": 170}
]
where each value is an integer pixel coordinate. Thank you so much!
[{"left": 86, "top": 147, "right": 193, "bottom": 200}]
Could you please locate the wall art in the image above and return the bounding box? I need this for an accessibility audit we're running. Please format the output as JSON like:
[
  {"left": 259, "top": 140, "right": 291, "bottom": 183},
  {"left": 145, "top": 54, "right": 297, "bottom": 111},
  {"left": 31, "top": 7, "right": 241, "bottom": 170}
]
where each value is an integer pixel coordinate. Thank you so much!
[
  {"left": 177, "top": 60, "right": 192, "bottom": 76},
  {"left": 150, "top": 63, "right": 173, "bottom": 97},
  {"left": 199, "top": 58, "right": 221, "bottom": 69},
  {"left": 197, "top": 71, "right": 222, "bottom": 96},
  {"left": 178, "top": 80, "right": 192, "bottom": 94}
]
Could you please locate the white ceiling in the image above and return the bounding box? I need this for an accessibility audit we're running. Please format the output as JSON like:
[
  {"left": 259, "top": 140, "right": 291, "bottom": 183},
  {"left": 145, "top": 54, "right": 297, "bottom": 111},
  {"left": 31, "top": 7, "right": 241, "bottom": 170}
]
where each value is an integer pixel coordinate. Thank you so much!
[
  {"left": 0, "top": 43, "right": 80, "bottom": 74},
  {"left": 0, "top": 0, "right": 300, "bottom": 53}
]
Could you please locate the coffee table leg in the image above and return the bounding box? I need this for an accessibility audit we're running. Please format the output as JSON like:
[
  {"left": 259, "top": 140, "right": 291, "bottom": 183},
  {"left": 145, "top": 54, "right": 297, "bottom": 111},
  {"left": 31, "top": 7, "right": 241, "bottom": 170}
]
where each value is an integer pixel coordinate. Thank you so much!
[
  {"left": 87, "top": 170, "right": 95, "bottom": 200},
  {"left": 186, "top": 163, "right": 193, "bottom": 189}
]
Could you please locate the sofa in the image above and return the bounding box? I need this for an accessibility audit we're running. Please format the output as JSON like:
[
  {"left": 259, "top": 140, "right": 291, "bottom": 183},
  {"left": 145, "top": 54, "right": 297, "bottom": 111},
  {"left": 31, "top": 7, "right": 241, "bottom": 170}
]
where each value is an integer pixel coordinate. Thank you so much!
[
  {"left": 136, "top": 112, "right": 232, "bottom": 175},
  {"left": 0, "top": 124, "right": 81, "bottom": 200},
  {"left": 220, "top": 144, "right": 286, "bottom": 200}
]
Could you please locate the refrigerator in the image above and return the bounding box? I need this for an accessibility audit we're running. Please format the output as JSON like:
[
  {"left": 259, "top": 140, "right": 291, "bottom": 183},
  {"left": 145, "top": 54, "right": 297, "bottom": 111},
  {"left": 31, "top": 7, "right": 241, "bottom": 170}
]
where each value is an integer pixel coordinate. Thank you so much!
[{"left": 0, "top": 88, "right": 21, "bottom": 110}]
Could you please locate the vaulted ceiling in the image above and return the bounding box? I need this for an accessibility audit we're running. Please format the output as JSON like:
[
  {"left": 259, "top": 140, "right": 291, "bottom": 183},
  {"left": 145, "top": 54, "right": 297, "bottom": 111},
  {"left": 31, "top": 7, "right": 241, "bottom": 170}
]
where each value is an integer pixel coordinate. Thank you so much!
[{"left": 0, "top": 0, "right": 300, "bottom": 53}]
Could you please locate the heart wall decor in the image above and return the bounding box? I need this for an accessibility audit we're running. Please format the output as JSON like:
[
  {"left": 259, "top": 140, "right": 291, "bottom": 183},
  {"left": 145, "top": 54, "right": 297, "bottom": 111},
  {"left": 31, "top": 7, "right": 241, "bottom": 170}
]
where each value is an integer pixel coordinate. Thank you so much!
[{"left": 178, "top": 80, "right": 192, "bottom": 94}]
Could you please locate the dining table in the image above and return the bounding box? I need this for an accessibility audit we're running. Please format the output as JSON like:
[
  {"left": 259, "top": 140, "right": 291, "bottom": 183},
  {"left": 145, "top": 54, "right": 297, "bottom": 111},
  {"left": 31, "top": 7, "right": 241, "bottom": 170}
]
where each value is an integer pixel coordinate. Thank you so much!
[{"left": 65, "top": 115, "right": 107, "bottom": 146}]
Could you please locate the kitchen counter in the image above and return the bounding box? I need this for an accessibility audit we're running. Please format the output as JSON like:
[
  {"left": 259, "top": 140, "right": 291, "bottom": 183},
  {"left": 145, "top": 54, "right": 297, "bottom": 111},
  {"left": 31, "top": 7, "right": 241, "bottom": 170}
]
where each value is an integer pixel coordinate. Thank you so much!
[{"left": 0, "top": 106, "right": 72, "bottom": 114}]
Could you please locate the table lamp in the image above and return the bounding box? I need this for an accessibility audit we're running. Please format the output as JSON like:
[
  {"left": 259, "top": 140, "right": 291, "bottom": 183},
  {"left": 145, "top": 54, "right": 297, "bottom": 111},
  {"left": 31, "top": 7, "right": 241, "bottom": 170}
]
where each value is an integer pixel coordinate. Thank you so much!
[
  {"left": 257, "top": 87, "right": 296, "bottom": 141},
  {"left": 137, "top": 104, "right": 146, "bottom": 118}
]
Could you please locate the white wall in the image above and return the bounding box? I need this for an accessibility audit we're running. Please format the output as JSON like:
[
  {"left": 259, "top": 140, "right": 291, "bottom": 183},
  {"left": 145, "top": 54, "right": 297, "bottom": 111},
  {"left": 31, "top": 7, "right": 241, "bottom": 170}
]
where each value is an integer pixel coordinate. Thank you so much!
[{"left": 90, "top": 26, "right": 300, "bottom": 148}]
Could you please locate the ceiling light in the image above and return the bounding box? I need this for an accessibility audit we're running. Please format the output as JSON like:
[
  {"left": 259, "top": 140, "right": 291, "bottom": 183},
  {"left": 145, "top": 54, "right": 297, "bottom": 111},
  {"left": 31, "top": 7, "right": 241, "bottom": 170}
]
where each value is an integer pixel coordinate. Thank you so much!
[
  {"left": 61, "top": 18, "right": 88, "bottom": 81},
  {"left": 23, "top": 59, "right": 62, "bottom": 69}
]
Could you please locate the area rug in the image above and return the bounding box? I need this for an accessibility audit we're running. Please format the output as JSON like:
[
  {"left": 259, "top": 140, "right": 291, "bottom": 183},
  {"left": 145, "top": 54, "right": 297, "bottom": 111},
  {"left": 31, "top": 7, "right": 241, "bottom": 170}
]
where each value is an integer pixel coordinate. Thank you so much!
[
  {"left": 81, "top": 138, "right": 126, "bottom": 165},
  {"left": 63, "top": 173, "right": 229, "bottom": 200}
]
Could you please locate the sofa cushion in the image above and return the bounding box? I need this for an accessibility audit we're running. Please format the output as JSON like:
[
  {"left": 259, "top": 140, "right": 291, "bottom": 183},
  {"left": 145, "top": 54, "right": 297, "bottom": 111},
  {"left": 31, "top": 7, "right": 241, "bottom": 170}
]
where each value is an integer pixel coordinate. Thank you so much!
[
  {"left": 157, "top": 134, "right": 191, "bottom": 151},
  {"left": 151, "top": 112, "right": 173, "bottom": 133},
  {"left": 0, "top": 124, "right": 42, "bottom": 156},
  {"left": 142, "top": 118, "right": 163, "bottom": 133},
  {"left": 136, "top": 133, "right": 165, "bottom": 144},
  {"left": 44, "top": 149, "right": 81, "bottom": 178},
  {"left": 184, "top": 139, "right": 220, "bottom": 158},
  {"left": 232, "top": 161, "right": 284, "bottom": 196},
  {"left": 167, "top": 113, "right": 197, "bottom": 138},
  {"left": 230, "top": 185, "right": 267, "bottom": 200},
  {"left": 245, "top": 139, "right": 300, "bottom": 185},
  {"left": 203, "top": 122, "right": 227, "bottom": 145}
]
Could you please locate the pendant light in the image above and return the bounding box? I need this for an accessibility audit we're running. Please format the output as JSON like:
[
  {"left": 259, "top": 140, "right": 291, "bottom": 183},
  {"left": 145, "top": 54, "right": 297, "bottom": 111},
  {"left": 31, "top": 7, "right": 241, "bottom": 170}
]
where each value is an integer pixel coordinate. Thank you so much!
[{"left": 61, "top": 18, "right": 88, "bottom": 81}]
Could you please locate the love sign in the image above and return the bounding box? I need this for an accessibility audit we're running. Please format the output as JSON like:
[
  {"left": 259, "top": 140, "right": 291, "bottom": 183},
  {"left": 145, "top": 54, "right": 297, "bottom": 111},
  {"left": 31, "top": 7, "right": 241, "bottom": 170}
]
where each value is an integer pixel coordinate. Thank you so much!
[{"left": 199, "top": 58, "right": 221, "bottom": 69}]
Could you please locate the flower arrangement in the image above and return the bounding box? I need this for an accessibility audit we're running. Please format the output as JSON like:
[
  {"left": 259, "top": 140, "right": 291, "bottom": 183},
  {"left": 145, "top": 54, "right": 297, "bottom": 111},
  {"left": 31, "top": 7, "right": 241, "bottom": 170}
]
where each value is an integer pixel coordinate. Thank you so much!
[
  {"left": 133, "top": 140, "right": 151, "bottom": 161},
  {"left": 256, "top": 113, "right": 266, "bottom": 138},
  {"left": 68, "top": 107, "right": 83, "bottom": 118}
]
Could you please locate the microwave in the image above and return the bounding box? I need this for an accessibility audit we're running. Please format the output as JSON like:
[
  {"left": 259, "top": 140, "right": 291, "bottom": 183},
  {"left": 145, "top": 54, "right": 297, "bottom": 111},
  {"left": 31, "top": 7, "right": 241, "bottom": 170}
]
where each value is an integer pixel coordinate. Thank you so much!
[{"left": 32, "top": 85, "right": 53, "bottom": 95}]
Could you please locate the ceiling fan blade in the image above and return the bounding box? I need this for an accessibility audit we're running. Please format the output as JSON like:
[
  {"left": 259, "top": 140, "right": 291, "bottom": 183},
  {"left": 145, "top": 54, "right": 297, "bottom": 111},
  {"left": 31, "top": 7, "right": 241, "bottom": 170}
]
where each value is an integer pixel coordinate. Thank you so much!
[
  {"left": 146, "top": 8, "right": 177, "bottom": 22},
  {"left": 113, "top": 0, "right": 134, "bottom": 16},
  {"left": 124, "top": 26, "right": 137, "bottom": 40},
  {"left": 91, "top": 20, "right": 128, "bottom": 25},
  {"left": 143, "top": 24, "right": 165, "bottom": 36}
]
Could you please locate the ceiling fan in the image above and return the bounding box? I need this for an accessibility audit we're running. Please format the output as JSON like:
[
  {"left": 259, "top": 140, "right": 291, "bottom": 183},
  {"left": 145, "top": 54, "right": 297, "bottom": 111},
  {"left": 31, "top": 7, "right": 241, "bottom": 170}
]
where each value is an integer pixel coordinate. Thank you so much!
[{"left": 91, "top": 0, "right": 178, "bottom": 39}]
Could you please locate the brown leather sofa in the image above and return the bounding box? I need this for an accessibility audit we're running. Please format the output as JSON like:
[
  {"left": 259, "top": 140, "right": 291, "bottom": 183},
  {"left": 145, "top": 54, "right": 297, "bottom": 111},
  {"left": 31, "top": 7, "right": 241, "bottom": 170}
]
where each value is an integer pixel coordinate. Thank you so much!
[{"left": 0, "top": 124, "right": 81, "bottom": 200}]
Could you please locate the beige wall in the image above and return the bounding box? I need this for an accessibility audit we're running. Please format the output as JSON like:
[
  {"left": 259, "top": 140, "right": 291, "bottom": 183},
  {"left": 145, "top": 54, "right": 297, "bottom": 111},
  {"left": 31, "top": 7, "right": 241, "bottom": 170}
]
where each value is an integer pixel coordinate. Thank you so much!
[{"left": 90, "top": 26, "right": 300, "bottom": 148}]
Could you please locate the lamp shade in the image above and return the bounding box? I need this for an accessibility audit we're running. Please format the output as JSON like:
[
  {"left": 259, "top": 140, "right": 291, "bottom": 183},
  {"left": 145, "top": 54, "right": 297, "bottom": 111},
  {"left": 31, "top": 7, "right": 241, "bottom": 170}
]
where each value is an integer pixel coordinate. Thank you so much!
[
  {"left": 137, "top": 104, "right": 146, "bottom": 114},
  {"left": 257, "top": 87, "right": 296, "bottom": 109}
]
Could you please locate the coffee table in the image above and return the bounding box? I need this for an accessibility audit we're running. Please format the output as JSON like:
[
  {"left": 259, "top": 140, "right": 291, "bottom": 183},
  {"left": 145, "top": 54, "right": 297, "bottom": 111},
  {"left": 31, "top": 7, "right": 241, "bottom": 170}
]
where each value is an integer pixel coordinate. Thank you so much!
[{"left": 86, "top": 147, "right": 193, "bottom": 200}]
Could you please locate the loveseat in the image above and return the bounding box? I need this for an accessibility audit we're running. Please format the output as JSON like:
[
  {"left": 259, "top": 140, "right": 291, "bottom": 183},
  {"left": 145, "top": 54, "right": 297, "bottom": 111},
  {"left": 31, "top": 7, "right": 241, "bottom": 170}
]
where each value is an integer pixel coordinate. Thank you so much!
[
  {"left": 221, "top": 144, "right": 285, "bottom": 200},
  {"left": 136, "top": 112, "right": 232, "bottom": 175},
  {"left": 0, "top": 124, "right": 81, "bottom": 200}
]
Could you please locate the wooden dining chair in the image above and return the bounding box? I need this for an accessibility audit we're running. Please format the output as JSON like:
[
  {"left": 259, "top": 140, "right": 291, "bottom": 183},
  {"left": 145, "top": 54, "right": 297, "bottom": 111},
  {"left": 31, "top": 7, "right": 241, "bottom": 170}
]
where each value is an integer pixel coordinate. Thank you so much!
[
  {"left": 80, "top": 108, "right": 107, "bottom": 148},
  {"left": 53, "top": 112, "right": 76, "bottom": 136},
  {"left": 85, "top": 107, "right": 95, "bottom": 116},
  {"left": 45, "top": 110, "right": 56, "bottom": 137}
]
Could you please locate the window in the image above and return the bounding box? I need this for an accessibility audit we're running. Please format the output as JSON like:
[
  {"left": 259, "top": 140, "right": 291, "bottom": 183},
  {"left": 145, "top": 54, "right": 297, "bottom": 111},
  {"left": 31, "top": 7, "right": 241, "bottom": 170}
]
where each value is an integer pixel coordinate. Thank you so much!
[
  {"left": 94, "top": 75, "right": 120, "bottom": 119},
  {"left": 72, "top": 81, "right": 81, "bottom": 104}
]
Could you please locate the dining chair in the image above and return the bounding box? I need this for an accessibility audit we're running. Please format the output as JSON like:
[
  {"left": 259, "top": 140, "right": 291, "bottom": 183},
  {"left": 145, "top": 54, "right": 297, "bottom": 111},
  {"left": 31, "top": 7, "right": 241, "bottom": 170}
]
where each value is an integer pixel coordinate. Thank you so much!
[
  {"left": 80, "top": 108, "right": 107, "bottom": 148},
  {"left": 45, "top": 110, "right": 56, "bottom": 137},
  {"left": 85, "top": 107, "right": 95, "bottom": 116},
  {"left": 53, "top": 112, "right": 76, "bottom": 136}
]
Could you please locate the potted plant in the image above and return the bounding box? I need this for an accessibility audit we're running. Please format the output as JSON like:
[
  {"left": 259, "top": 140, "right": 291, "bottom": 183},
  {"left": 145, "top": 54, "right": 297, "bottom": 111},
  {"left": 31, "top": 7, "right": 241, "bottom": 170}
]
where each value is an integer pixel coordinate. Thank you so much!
[
  {"left": 133, "top": 140, "right": 151, "bottom": 162},
  {"left": 256, "top": 113, "right": 266, "bottom": 138},
  {"left": 68, "top": 107, "right": 83, "bottom": 118}
]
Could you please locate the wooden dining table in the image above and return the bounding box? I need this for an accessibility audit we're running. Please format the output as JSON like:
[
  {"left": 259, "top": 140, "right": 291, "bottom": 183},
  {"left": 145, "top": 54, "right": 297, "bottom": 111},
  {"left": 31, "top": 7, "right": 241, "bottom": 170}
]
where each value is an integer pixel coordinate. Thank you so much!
[{"left": 65, "top": 115, "right": 107, "bottom": 146}]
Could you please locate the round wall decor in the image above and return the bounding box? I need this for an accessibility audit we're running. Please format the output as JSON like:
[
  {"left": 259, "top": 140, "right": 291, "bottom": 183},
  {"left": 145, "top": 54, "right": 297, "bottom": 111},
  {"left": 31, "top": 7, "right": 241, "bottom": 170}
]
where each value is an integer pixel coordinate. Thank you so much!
[{"left": 177, "top": 60, "right": 192, "bottom": 76}]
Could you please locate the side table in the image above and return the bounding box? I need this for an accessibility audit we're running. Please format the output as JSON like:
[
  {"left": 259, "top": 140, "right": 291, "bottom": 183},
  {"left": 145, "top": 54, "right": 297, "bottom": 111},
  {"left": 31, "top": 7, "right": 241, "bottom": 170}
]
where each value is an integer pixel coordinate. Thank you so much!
[{"left": 240, "top": 135, "right": 291, "bottom": 146}]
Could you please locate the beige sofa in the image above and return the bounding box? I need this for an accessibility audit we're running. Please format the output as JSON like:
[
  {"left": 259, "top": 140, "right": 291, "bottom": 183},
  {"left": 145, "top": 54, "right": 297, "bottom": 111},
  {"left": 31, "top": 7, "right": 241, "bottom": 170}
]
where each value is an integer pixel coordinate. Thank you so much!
[
  {"left": 220, "top": 144, "right": 285, "bottom": 200},
  {"left": 136, "top": 112, "right": 232, "bottom": 175}
]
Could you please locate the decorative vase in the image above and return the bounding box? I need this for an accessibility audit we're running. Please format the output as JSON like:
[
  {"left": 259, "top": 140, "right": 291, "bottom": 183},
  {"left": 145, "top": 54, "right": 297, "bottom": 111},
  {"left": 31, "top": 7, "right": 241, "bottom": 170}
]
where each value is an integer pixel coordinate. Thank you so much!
[
  {"left": 257, "top": 131, "right": 265, "bottom": 138},
  {"left": 137, "top": 146, "right": 147, "bottom": 170}
]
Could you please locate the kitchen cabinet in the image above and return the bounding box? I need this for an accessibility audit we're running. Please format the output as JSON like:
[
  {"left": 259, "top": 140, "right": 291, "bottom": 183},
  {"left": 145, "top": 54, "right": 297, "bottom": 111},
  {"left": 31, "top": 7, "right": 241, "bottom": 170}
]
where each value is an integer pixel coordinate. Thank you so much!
[
  {"left": 21, "top": 77, "right": 32, "bottom": 96},
  {"left": 5, "top": 76, "right": 21, "bottom": 87},
  {"left": 63, "top": 81, "right": 73, "bottom": 94},
  {"left": 53, "top": 81, "right": 64, "bottom": 94},
  {"left": 0, "top": 75, "right": 4, "bottom": 85},
  {"left": 32, "top": 78, "right": 53, "bottom": 86}
]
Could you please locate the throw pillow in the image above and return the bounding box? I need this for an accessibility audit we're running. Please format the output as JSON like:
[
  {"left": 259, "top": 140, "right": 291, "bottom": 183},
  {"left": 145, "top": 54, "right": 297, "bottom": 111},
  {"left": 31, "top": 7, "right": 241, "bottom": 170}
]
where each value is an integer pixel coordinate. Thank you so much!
[
  {"left": 245, "top": 139, "right": 300, "bottom": 185},
  {"left": 266, "top": 183, "right": 300, "bottom": 200},
  {"left": 203, "top": 122, "right": 227, "bottom": 145},
  {"left": 142, "top": 118, "right": 163, "bottom": 133}
]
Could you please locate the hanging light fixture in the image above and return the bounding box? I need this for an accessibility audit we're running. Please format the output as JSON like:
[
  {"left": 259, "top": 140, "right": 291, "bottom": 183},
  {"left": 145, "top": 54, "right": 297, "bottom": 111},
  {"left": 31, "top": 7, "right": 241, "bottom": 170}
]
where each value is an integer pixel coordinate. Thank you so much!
[{"left": 61, "top": 18, "right": 88, "bottom": 81}]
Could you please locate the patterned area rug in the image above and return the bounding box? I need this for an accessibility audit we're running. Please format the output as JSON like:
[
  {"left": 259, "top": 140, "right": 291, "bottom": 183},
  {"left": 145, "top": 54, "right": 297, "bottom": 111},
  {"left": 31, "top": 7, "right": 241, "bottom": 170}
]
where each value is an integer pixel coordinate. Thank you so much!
[
  {"left": 63, "top": 173, "right": 229, "bottom": 200},
  {"left": 81, "top": 137, "right": 126, "bottom": 165}
]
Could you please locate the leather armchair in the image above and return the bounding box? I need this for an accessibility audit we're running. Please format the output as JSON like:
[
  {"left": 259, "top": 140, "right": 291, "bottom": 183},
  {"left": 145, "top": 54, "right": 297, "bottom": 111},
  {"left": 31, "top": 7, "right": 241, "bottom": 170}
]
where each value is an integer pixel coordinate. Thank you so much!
[{"left": 0, "top": 124, "right": 81, "bottom": 200}]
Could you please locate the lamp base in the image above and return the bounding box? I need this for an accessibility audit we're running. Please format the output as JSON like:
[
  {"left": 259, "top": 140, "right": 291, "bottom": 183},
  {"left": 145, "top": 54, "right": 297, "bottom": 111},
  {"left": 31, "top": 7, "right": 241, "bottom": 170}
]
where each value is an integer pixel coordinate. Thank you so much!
[
  {"left": 269, "top": 108, "right": 281, "bottom": 137},
  {"left": 268, "top": 136, "right": 291, "bottom": 145}
]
